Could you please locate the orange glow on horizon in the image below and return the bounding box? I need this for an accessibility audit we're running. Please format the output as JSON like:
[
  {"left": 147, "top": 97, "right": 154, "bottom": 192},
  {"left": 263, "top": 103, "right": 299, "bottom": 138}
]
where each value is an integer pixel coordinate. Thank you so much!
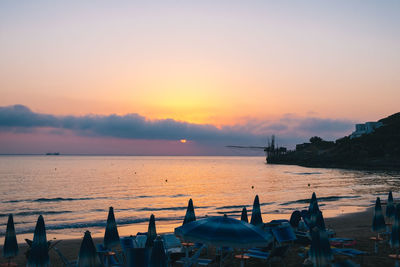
[{"left": 180, "top": 139, "right": 187, "bottom": 143}]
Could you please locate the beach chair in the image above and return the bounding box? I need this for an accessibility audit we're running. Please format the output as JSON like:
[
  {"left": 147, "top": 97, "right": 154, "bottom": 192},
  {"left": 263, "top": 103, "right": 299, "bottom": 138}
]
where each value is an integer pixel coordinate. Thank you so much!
[
  {"left": 272, "top": 222, "right": 297, "bottom": 245},
  {"left": 126, "top": 247, "right": 150, "bottom": 267},
  {"left": 244, "top": 245, "right": 289, "bottom": 266},
  {"left": 135, "top": 234, "right": 148, "bottom": 248},
  {"left": 333, "top": 259, "right": 360, "bottom": 267},
  {"left": 97, "top": 244, "right": 123, "bottom": 267},
  {"left": 121, "top": 236, "right": 137, "bottom": 254},
  {"left": 161, "top": 234, "right": 185, "bottom": 265},
  {"left": 53, "top": 246, "right": 77, "bottom": 267}
]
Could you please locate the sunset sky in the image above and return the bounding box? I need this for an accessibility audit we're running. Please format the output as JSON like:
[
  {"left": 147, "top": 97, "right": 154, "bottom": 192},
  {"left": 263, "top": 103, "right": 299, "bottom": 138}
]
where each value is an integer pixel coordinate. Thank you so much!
[{"left": 0, "top": 1, "right": 399, "bottom": 155}]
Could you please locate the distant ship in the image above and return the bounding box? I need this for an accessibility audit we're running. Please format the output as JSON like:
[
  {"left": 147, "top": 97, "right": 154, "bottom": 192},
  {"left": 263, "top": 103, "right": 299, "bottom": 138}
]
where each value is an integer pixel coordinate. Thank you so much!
[{"left": 45, "top": 152, "right": 60, "bottom": 155}]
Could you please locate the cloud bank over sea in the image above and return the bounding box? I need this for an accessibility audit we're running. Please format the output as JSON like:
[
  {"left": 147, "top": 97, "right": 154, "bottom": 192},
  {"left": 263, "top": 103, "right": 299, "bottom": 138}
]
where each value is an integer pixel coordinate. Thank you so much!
[{"left": 0, "top": 105, "right": 354, "bottom": 154}]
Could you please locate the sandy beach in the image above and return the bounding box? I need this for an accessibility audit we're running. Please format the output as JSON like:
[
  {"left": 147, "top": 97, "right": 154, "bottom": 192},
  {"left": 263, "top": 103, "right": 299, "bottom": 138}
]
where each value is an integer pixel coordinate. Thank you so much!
[{"left": 1, "top": 206, "right": 397, "bottom": 267}]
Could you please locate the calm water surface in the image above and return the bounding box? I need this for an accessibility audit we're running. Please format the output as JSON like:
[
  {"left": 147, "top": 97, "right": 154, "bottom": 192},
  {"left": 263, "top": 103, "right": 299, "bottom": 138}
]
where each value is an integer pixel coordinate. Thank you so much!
[{"left": 0, "top": 156, "right": 399, "bottom": 242}]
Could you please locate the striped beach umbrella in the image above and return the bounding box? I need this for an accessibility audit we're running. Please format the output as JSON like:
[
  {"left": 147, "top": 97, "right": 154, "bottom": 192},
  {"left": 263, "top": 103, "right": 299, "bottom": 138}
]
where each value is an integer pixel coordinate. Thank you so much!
[
  {"left": 149, "top": 236, "right": 167, "bottom": 267},
  {"left": 27, "top": 215, "right": 49, "bottom": 267},
  {"left": 183, "top": 199, "right": 196, "bottom": 225},
  {"left": 250, "top": 195, "right": 263, "bottom": 227},
  {"left": 145, "top": 214, "right": 157, "bottom": 248},
  {"left": 372, "top": 197, "right": 386, "bottom": 233},
  {"left": 104, "top": 207, "right": 120, "bottom": 250},
  {"left": 387, "top": 191, "right": 395, "bottom": 223},
  {"left": 240, "top": 207, "right": 248, "bottom": 223},
  {"left": 175, "top": 215, "right": 273, "bottom": 248},
  {"left": 309, "top": 227, "right": 333, "bottom": 267},
  {"left": 77, "top": 231, "right": 102, "bottom": 267},
  {"left": 3, "top": 214, "right": 18, "bottom": 259}
]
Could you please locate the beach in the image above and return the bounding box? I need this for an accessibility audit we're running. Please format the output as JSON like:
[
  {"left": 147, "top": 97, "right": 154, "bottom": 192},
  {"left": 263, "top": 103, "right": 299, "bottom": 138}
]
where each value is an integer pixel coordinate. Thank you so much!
[{"left": 1, "top": 206, "right": 397, "bottom": 266}]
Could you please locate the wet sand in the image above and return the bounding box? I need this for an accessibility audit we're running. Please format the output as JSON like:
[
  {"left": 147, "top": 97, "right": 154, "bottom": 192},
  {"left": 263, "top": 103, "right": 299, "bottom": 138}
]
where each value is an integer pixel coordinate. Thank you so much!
[{"left": 0, "top": 207, "right": 397, "bottom": 266}]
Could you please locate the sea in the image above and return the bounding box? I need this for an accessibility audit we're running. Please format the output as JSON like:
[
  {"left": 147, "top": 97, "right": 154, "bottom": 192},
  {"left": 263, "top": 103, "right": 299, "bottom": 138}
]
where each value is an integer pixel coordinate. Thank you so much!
[{"left": 0, "top": 155, "right": 399, "bottom": 243}]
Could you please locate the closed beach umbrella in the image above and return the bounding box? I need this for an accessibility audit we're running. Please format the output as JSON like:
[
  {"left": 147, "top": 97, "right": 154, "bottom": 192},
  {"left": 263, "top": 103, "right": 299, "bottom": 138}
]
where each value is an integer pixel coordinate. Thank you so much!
[
  {"left": 240, "top": 207, "right": 248, "bottom": 223},
  {"left": 310, "top": 206, "right": 326, "bottom": 231},
  {"left": 309, "top": 227, "right": 333, "bottom": 267},
  {"left": 387, "top": 191, "right": 395, "bottom": 223},
  {"left": 104, "top": 207, "right": 120, "bottom": 250},
  {"left": 183, "top": 199, "right": 196, "bottom": 225},
  {"left": 372, "top": 197, "right": 386, "bottom": 253},
  {"left": 77, "top": 230, "right": 102, "bottom": 267},
  {"left": 145, "top": 214, "right": 157, "bottom": 248},
  {"left": 391, "top": 205, "right": 400, "bottom": 266},
  {"left": 309, "top": 192, "right": 320, "bottom": 214},
  {"left": 3, "top": 214, "right": 18, "bottom": 259},
  {"left": 372, "top": 197, "right": 386, "bottom": 233},
  {"left": 27, "top": 215, "right": 49, "bottom": 267},
  {"left": 390, "top": 204, "right": 400, "bottom": 248},
  {"left": 175, "top": 215, "right": 273, "bottom": 248},
  {"left": 149, "top": 236, "right": 167, "bottom": 267},
  {"left": 250, "top": 195, "right": 263, "bottom": 227}
]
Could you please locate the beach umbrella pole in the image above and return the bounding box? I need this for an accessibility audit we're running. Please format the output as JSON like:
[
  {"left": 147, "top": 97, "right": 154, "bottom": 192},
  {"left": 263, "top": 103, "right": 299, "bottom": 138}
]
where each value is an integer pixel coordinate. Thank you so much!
[{"left": 375, "top": 234, "right": 378, "bottom": 253}]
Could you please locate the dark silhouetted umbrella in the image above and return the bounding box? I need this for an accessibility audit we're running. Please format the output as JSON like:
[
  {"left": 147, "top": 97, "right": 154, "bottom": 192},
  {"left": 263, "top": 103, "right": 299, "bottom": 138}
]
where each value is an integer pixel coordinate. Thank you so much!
[
  {"left": 372, "top": 197, "right": 386, "bottom": 253},
  {"left": 27, "top": 215, "right": 49, "bottom": 267},
  {"left": 309, "top": 227, "right": 332, "bottom": 267},
  {"left": 77, "top": 230, "right": 102, "bottom": 267},
  {"left": 310, "top": 205, "right": 326, "bottom": 231},
  {"left": 183, "top": 199, "right": 196, "bottom": 225},
  {"left": 387, "top": 191, "right": 395, "bottom": 223},
  {"left": 175, "top": 215, "right": 273, "bottom": 248},
  {"left": 372, "top": 197, "right": 386, "bottom": 233},
  {"left": 3, "top": 214, "right": 18, "bottom": 261},
  {"left": 145, "top": 214, "right": 157, "bottom": 248},
  {"left": 309, "top": 192, "right": 320, "bottom": 214},
  {"left": 391, "top": 204, "right": 400, "bottom": 266},
  {"left": 391, "top": 204, "right": 400, "bottom": 247},
  {"left": 104, "top": 207, "right": 120, "bottom": 250},
  {"left": 250, "top": 195, "right": 263, "bottom": 227},
  {"left": 240, "top": 207, "right": 248, "bottom": 223},
  {"left": 149, "top": 236, "right": 167, "bottom": 267}
]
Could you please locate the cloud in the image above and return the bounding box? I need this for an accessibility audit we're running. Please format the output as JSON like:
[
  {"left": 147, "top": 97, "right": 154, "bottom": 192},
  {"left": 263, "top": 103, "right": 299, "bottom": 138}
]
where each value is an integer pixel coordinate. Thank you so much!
[{"left": 0, "top": 105, "right": 355, "bottom": 147}]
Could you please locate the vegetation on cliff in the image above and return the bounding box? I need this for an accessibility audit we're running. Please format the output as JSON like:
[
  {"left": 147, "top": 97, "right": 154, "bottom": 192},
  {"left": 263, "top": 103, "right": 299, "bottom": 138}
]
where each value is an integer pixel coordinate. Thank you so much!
[{"left": 267, "top": 112, "right": 400, "bottom": 170}]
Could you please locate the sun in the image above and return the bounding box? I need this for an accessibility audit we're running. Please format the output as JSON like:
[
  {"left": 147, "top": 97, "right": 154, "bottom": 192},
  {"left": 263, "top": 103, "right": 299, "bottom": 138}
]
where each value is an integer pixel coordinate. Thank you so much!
[{"left": 180, "top": 139, "right": 187, "bottom": 144}]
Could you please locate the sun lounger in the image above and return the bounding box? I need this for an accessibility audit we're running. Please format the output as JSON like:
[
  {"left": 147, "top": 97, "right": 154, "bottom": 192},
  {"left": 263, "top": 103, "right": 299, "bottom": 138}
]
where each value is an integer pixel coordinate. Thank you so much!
[
  {"left": 121, "top": 236, "right": 137, "bottom": 253},
  {"left": 125, "top": 247, "right": 150, "bottom": 267},
  {"left": 160, "top": 234, "right": 185, "bottom": 265},
  {"left": 329, "top": 238, "right": 356, "bottom": 247},
  {"left": 333, "top": 259, "right": 360, "bottom": 267},
  {"left": 135, "top": 235, "right": 148, "bottom": 248},
  {"left": 245, "top": 245, "right": 289, "bottom": 266},
  {"left": 272, "top": 223, "right": 297, "bottom": 244},
  {"left": 331, "top": 248, "right": 367, "bottom": 257},
  {"left": 53, "top": 246, "right": 77, "bottom": 267},
  {"left": 97, "top": 244, "right": 123, "bottom": 267}
]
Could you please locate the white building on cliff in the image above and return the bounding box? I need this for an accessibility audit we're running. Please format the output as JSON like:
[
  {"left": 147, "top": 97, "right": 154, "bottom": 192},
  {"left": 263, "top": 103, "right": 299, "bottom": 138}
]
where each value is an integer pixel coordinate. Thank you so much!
[{"left": 350, "top": 121, "right": 383, "bottom": 139}]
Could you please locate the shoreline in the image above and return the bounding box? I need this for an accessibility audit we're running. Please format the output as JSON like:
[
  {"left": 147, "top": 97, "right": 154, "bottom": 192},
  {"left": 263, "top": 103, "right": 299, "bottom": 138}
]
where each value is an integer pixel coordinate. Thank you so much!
[
  {"left": 2, "top": 205, "right": 397, "bottom": 266},
  {"left": 266, "top": 160, "right": 400, "bottom": 172}
]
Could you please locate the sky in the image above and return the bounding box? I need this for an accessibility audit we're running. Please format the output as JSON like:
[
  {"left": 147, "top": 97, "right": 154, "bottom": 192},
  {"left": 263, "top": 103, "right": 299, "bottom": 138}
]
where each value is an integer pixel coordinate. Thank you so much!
[{"left": 0, "top": 0, "right": 399, "bottom": 155}]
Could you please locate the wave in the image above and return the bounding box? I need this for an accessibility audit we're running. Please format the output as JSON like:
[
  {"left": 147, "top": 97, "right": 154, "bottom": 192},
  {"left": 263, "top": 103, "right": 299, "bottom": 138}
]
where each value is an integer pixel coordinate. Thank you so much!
[
  {"left": 136, "top": 205, "right": 211, "bottom": 212},
  {"left": 0, "top": 210, "right": 73, "bottom": 218},
  {"left": 0, "top": 216, "right": 186, "bottom": 236},
  {"left": 285, "top": 171, "right": 323, "bottom": 175},
  {"left": 2, "top": 196, "right": 108, "bottom": 204},
  {"left": 280, "top": 195, "right": 361, "bottom": 206}
]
